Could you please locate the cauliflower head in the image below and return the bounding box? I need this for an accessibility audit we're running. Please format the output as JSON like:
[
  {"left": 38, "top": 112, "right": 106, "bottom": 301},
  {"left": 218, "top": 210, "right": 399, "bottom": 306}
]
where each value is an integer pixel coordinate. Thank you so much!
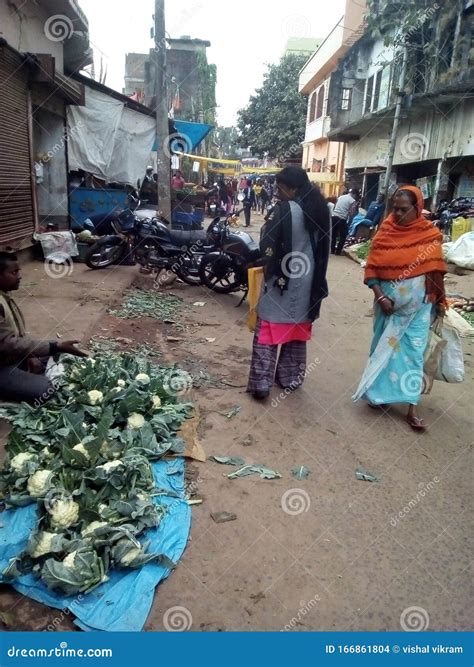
[
  {"left": 10, "top": 452, "right": 35, "bottom": 473},
  {"left": 135, "top": 373, "right": 150, "bottom": 384},
  {"left": 87, "top": 390, "right": 103, "bottom": 405},
  {"left": 151, "top": 395, "right": 162, "bottom": 410},
  {"left": 72, "top": 443, "right": 90, "bottom": 460},
  {"left": 27, "top": 470, "right": 54, "bottom": 497},
  {"left": 127, "top": 413, "right": 145, "bottom": 429},
  {"left": 30, "top": 531, "right": 58, "bottom": 558},
  {"left": 48, "top": 498, "right": 80, "bottom": 529}
]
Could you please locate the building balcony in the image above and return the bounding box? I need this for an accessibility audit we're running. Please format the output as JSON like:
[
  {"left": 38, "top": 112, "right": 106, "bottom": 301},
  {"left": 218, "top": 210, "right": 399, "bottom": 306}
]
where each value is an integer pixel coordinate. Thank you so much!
[
  {"left": 298, "top": 1, "right": 366, "bottom": 94},
  {"left": 304, "top": 116, "right": 331, "bottom": 143}
]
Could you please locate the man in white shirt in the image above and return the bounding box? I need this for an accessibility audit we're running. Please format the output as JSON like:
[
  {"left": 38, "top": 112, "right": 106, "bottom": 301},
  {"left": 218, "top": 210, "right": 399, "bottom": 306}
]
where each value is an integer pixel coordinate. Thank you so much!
[{"left": 331, "top": 190, "right": 357, "bottom": 255}]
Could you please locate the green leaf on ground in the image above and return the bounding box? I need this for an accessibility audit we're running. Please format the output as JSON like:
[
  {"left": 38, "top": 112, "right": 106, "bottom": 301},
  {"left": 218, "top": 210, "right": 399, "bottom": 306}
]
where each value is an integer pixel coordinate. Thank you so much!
[
  {"left": 209, "top": 456, "right": 245, "bottom": 466},
  {"left": 291, "top": 466, "right": 310, "bottom": 480},
  {"left": 355, "top": 468, "right": 379, "bottom": 483}
]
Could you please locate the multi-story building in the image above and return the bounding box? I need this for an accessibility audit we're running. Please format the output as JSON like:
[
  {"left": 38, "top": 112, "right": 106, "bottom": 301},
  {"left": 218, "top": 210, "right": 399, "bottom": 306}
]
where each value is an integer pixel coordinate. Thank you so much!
[
  {"left": 125, "top": 37, "right": 216, "bottom": 126},
  {"left": 298, "top": 0, "right": 366, "bottom": 196},
  {"left": 0, "top": 0, "right": 91, "bottom": 249},
  {"left": 284, "top": 37, "right": 322, "bottom": 57},
  {"left": 327, "top": 1, "right": 474, "bottom": 208}
]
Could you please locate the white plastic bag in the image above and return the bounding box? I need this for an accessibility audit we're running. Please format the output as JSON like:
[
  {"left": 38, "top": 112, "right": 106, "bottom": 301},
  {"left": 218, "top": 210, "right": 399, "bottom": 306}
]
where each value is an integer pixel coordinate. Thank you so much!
[
  {"left": 445, "top": 231, "right": 474, "bottom": 270},
  {"left": 33, "top": 231, "right": 78, "bottom": 261},
  {"left": 435, "top": 318, "right": 464, "bottom": 383}
]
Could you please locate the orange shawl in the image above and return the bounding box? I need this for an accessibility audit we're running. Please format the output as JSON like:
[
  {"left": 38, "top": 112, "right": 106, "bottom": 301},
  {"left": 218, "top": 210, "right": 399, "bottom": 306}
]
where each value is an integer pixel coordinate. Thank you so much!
[{"left": 364, "top": 186, "right": 447, "bottom": 293}]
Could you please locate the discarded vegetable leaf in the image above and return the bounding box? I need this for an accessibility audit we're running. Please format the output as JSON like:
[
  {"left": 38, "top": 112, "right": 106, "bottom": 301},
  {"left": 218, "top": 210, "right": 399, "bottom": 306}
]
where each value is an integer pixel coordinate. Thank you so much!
[
  {"left": 355, "top": 468, "right": 379, "bottom": 483},
  {"left": 227, "top": 464, "right": 281, "bottom": 480},
  {"left": 210, "top": 511, "right": 237, "bottom": 523},
  {"left": 291, "top": 466, "right": 310, "bottom": 480},
  {"left": 208, "top": 456, "right": 245, "bottom": 466}
]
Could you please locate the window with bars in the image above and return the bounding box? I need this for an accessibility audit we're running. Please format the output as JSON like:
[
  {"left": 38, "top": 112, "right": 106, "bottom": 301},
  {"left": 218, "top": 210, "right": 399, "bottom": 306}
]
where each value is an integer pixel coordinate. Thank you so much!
[
  {"left": 364, "top": 75, "right": 374, "bottom": 114},
  {"left": 341, "top": 88, "right": 352, "bottom": 110}
]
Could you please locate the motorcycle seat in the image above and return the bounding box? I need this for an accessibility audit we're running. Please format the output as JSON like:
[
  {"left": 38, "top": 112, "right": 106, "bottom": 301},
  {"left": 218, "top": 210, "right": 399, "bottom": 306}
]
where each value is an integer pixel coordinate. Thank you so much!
[{"left": 168, "top": 229, "right": 207, "bottom": 246}]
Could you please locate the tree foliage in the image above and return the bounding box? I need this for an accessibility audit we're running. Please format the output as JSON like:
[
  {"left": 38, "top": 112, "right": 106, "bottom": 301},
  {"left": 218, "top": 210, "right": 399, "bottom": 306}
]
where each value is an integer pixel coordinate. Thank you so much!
[
  {"left": 213, "top": 126, "right": 241, "bottom": 159},
  {"left": 237, "top": 54, "right": 308, "bottom": 159}
]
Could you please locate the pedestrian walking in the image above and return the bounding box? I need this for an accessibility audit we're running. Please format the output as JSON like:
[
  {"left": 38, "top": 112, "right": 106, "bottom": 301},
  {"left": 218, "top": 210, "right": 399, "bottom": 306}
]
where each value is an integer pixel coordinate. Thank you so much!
[
  {"left": 331, "top": 189, "right": 357, "bottom": 255},
  {"left": 243, "top": 179, "right": 256, "bottom": 226},
  {"left": 353, "top": 186, "right": 447, "bottom": 431},
  {"left": 247, "top": 167, "right": 330, "bottom": 400}
]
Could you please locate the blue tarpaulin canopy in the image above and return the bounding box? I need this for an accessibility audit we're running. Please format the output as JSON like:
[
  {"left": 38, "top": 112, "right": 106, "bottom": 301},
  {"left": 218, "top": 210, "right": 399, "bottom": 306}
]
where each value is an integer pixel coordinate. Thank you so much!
[{"left": 153, "top": 120, "right": 214, "bottom": 152}]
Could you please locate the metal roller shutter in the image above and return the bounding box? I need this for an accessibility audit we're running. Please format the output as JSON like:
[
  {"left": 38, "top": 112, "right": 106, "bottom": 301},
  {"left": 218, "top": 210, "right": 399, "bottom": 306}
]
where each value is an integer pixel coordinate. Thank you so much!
[{"left": 0, "top": 46, "right": 35, "bottom": 249}]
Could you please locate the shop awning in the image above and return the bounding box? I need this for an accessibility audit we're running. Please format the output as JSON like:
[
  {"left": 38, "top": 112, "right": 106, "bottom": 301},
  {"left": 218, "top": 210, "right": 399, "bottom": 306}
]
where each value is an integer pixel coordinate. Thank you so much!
[{"left": 153, "top": 121, "right": 214, "bottom": 152}]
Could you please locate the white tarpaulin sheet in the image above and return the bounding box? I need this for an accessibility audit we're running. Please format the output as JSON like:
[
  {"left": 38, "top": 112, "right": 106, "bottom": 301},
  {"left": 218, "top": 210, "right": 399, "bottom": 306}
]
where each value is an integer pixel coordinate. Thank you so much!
[
  {"left": 67, "top": 87, "right": 155, "bottom": 186},
  {"left": 107, "top": 108, "right": 156, "bottom": 185}
]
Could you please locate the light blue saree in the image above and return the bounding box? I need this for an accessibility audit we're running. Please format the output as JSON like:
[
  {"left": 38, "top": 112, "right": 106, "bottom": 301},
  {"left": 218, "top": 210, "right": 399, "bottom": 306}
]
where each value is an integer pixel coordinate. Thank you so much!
[{"left": 353, "top": 275, "right": 432, "bottom": 406}]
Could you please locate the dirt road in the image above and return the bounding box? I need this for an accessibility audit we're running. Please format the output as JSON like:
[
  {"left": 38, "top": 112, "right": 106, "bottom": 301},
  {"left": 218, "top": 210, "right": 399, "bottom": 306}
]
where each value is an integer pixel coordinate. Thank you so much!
[
  {"left": 1, "top": 222, "right": 472, "bottom": 632},
  {"left": 144, "top": 214, "right": 473, "bottom": 632}
]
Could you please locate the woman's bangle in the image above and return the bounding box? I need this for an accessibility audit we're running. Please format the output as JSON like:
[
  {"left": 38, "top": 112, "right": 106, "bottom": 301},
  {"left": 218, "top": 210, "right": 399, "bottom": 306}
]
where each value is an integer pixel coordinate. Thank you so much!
[{"left": 376, "top": 295, "right": 389, "bottom": 304}]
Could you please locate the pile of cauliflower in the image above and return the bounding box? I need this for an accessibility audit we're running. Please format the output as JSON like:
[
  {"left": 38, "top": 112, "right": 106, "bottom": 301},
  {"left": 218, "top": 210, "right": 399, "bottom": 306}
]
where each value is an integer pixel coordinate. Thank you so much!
[{"left": 0, "top": 352, "right": 192, "bottom": 595}]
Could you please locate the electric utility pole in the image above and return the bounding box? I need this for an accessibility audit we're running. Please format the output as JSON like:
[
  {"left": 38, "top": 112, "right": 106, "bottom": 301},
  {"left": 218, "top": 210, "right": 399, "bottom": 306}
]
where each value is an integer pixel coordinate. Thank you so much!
[
  {"left": 154, "top": 0, "right": 171, "bottom": 221},
  {"left": 382, "top": 41, "right": 408, "bottom": 206}
]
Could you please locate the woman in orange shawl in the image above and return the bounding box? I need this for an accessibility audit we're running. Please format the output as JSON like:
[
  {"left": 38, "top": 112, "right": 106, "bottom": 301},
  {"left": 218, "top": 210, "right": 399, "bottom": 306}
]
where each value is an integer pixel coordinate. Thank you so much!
[{"left": 353, "top": 186, "right": 447, "bottom": 431}]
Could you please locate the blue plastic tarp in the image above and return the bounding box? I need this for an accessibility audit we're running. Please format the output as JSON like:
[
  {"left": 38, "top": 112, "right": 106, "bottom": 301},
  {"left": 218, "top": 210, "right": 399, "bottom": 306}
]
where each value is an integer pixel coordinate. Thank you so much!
[
  {"left": 0, "top": 458, "right": 191, "bottom": 632},
  {"left": 153, "top": 120, "right": 214, "bottom": 152}
]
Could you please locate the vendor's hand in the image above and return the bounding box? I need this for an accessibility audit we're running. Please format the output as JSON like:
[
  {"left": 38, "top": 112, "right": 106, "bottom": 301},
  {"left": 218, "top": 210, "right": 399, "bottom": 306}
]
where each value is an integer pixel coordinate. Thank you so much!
[
  {"left": 379, "top": 297, "right": 394, "bottom": 316},
  {"left": 27, "top": 357, "right": 44, "bottom": 375},
  {"left": 57, "top": 340, "right": 88, "bottom": 357}
]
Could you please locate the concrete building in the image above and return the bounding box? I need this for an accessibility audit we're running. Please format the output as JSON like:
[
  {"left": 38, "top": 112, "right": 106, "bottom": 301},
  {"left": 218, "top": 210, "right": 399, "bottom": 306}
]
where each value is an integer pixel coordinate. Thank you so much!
[
  {"left": 125, "top": 37, "right": 216, "bottom": 125},
  {"left": 298, "top": 0, "right": 366, "bottom": 197},
  {"left": 327, "top": 2, "right": 474, "bottom": 208},
  {"left": 0, "top": 0, "right": 91, "bottom": 249}
]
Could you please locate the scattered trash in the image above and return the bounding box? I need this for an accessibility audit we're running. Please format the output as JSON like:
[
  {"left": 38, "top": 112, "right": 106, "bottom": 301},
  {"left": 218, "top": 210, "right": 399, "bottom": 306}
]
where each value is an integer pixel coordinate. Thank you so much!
[
  {"left": 211, "top": 511, "right": 237, "bottom": 524},
  {"left": 221, "top": 405, "right": 241, "bottom": 419},
  {"left": 209, "top": 456, "right": 245, "bottom": 466},
  {"left": 116, "top": 337, "right": 133, "bottom": 345},
  {"left": 241, "top": 435, "right": 255, "bottom": 447},
  {"left": 249, "top": 592, "right": 266, "bottom": 604},
  {"left": 291, "top": 466, "right": 310, "bottom": 480},
  {"left": 166, "top": 336, "right": 183, "bottom": 342},
  {"left": 193, "top": 302, "right": 206, "bottom": 307},
  {"left": 228, "top": 464, "right": 281, "bottom": 480},
  {"left": 187, "top": 498, "right": 203, "bottom": 506},
  {"left": 56, "top": 332, "right": 62, "bottom": 339},
  {"left": 355, "top": 468, "right": 379, "bottom": 483},
  {"left": 164, "top": 319, "right": 176, "bottom": 324},
  {"left": 205, "top": 337, "right": 216, "bottom": 343}
]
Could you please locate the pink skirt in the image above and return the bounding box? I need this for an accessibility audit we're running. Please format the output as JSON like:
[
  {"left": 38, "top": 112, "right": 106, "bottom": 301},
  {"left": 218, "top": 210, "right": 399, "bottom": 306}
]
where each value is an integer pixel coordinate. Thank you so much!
[{"left": 257, "top": 320, "right": 312, "bottom": 345}]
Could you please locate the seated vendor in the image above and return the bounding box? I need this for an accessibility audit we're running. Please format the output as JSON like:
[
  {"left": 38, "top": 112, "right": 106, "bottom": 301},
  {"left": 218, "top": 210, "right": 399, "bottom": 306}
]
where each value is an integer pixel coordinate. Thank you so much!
[{"left": 0, "top": 252, "right": 86, "bottom": 404}]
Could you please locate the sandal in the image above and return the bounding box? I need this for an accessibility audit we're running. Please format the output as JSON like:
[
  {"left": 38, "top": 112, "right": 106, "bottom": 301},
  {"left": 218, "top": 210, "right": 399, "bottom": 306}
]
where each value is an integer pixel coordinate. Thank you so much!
[{"left": 406, "top": 415, "right": 427, "bottom": 432}]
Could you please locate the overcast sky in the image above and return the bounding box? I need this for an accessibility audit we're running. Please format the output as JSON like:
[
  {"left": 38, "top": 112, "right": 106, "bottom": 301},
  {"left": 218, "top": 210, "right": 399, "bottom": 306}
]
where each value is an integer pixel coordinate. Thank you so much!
[{"left": 79, "top": 0, "right": 345, "bottom": 126}]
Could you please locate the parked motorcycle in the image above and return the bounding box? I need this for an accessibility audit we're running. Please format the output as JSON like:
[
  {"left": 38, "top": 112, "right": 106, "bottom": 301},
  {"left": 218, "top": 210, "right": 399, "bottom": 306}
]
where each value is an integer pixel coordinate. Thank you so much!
[
  {"left": 198, "top": 208, "right": 261, "bottom": 294},
  {"left": 433, "top": 197, "right": 474, "bottom": 237},
  {"left": 84, "top": 213, "right": 209, "bottom": 285}
]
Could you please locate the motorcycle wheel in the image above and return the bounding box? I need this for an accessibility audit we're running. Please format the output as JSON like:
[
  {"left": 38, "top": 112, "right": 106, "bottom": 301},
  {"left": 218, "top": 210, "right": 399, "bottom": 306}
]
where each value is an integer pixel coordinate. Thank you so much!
[
  {"left": 175, "top": 256, "right": 203, "bottom": 286},
  {"left": 199, "top": 254, "right": 241, "bottom": 293},
  {"left": 85, "top": 238, "right": 127, "bottom": 269}
]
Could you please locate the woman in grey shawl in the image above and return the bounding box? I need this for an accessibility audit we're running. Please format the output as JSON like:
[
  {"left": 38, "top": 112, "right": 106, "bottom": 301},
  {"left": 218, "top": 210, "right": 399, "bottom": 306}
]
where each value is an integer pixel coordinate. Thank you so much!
[{"left": 247, "top": 167, "right": 330, "bottom": 400}]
